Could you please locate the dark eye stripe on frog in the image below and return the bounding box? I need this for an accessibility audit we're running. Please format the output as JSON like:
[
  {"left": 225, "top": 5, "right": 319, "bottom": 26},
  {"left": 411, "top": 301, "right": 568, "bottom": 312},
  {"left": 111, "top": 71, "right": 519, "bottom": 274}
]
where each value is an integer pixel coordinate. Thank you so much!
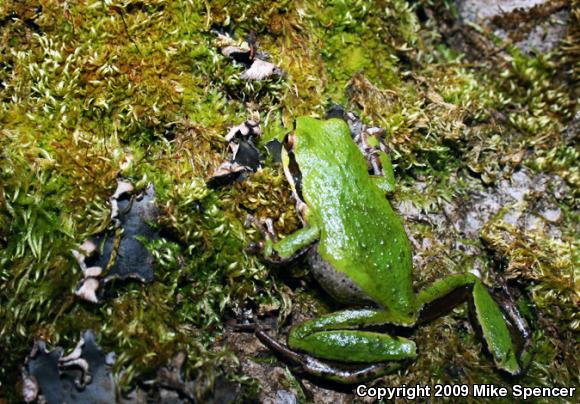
[{"left": 285, "top": 147, "right": 304, "bottom": 201}]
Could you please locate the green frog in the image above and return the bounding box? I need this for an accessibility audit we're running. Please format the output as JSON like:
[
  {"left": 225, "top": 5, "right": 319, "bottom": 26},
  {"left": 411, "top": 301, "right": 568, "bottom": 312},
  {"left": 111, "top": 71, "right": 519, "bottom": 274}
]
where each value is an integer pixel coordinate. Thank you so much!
[{"left": 254, "top": 116, "right": 527, "bottom": 383}]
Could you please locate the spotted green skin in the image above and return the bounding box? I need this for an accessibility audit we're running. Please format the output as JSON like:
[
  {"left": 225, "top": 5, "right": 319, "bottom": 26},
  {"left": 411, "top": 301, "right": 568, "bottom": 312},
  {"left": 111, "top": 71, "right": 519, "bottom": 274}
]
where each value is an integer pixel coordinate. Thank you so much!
[{"left": 265, "top": 117, "right": 522, "bottom": 379}]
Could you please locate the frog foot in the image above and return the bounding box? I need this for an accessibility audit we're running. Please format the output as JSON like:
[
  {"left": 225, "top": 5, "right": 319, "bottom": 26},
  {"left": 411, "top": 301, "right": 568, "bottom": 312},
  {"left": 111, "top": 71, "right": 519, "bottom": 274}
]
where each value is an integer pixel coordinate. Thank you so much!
[
  {"left": 244, "top": 214, "right": 277, "bottom": 242},
  {"left": 243, "top": 215, "right": 282, "bottom": 262},
  {"left": 256, "top": 329, "right": 404, "bottom": 384}
]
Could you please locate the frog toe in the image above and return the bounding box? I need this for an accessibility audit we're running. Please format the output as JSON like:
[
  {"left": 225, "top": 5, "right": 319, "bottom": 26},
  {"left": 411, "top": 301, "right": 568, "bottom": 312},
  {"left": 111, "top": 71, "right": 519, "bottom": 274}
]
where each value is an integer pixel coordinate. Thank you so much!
[{"left": 472, "top": 282, "right": 523, "bottom": 375}]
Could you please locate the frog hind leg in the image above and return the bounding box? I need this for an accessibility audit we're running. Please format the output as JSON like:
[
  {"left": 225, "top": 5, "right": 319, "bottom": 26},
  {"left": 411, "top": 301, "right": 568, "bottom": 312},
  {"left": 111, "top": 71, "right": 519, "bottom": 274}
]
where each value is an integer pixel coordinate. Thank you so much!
[
  {"left": 257, "top": 309, "right": 417, "bottom": 384},
  {"left": 256, "top": 329, "right": 405, "bottom": 384},
  {"left": 416, "top": 273, "right": 527, "bottom": 375}
]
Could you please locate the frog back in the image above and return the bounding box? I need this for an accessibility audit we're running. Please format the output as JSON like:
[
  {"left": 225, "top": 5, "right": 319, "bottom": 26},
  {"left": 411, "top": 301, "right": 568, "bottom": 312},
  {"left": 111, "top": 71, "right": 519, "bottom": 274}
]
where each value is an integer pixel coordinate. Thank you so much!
[{"left": 294, "top": 117, "right": 415, "bottom": 315}]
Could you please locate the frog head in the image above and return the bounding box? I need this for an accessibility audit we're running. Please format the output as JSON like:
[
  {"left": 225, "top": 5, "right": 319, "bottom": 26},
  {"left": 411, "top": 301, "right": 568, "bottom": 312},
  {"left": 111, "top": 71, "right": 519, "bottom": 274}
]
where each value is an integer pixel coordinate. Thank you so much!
[{"left": 281, "top": 117, "right": 355, "bottom": 216}]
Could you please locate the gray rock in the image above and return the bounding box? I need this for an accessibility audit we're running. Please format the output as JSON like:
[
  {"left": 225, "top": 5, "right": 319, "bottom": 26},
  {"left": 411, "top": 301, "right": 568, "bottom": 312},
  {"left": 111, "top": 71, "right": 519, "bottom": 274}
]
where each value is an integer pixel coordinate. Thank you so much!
[{"left": 456, "top": 0, "right": 569, "bottom": 53}]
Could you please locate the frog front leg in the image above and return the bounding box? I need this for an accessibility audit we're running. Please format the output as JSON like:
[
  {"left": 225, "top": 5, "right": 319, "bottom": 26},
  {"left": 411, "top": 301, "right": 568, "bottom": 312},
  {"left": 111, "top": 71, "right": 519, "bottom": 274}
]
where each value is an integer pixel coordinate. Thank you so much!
[
  {"left": 257, "top": 309, "right": 417, "bottom": 383},
  {"left": 245, "top": 214, "right": 320, "bottom": 263},
  {"left": 370, "top": 149, "right": 395, "bottom": 194},
  {"left": 416, "top": 273, "right": 526, "bottom": 375},
  {"left": 265, "top": 224, "right": 320, "bottom": 261}
]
